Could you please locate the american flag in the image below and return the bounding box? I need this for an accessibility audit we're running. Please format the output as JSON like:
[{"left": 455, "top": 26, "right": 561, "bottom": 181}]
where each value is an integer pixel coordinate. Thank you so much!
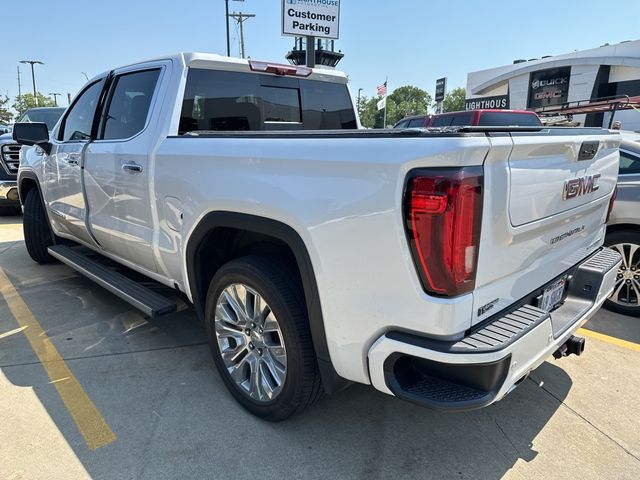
[{"left": 377, "top": 81, "right": 387, "bottom": 97}]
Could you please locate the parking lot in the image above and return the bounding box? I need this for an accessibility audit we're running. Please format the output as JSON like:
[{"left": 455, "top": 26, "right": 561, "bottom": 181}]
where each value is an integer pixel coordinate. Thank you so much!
[{"left": 0, "top": 215, "right": 639, "bottom": 480}]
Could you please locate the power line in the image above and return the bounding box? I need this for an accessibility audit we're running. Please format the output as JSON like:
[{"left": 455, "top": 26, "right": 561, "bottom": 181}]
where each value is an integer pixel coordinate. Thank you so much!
[{"left": 228, "top": 12, "right": 255, "bottom": 59}]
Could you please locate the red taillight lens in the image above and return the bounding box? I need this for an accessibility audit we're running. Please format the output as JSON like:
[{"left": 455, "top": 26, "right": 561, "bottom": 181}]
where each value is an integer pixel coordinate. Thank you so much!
[
  {"left": 606, "top": 185, "right": 617, "bottom": 223},
  {"left": 404, "top": 167, "right": 484, "bottom": 296}
]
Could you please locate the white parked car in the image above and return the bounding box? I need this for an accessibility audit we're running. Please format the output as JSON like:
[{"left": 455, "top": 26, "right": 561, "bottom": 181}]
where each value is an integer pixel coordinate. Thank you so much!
[{"left": 13, "top": 53, "right": 621, "bottom": 420}]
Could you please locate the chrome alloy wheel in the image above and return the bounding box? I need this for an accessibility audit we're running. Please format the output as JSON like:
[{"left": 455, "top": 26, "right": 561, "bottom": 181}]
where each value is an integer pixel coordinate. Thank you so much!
[
  {"left": 214, "top": 283, "right": 287, "bottom": 402},
  {"left": 609, "top": 243, "right": 640, "bottom": 308}
]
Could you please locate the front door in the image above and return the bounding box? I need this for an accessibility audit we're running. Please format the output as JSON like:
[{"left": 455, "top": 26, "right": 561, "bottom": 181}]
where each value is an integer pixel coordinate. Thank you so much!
[{"left": 44, "top": 78, "right": 106, "bottom": 246}]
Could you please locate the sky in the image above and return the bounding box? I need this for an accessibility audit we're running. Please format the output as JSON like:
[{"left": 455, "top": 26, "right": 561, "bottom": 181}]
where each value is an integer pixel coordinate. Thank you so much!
[{"left": 2, "top": 0, "right": 640, "bottom": 110}]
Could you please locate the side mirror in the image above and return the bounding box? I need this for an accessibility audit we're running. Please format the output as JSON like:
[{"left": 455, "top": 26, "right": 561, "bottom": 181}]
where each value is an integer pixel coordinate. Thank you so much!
[{"left": 12, "top": 122, "right": 52, "bottom": 155}]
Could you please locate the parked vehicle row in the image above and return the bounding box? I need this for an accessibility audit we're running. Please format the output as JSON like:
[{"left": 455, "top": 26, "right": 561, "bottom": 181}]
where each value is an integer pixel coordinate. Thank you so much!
[
  {"left": 393, "top": 109, "right": 543, "bottom": 129},
  {"left": 0, "top": 107, "right": 66, "bottom": 214}
]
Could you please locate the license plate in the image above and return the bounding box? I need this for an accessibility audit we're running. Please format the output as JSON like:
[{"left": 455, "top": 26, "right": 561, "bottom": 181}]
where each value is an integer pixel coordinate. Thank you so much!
[{"left": 539, "top": 277, "right": 567, "bottom": 312}]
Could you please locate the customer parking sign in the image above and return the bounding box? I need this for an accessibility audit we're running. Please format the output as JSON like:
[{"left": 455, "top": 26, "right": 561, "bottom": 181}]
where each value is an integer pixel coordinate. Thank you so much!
[{"left": 282, "top": 0, "right": 341, "bottom": 39}]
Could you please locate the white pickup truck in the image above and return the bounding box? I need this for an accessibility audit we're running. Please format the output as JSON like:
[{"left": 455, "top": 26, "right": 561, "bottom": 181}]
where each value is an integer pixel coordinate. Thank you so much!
[{"left": 13, "top": 53, "right": 622, "bottom": 421}]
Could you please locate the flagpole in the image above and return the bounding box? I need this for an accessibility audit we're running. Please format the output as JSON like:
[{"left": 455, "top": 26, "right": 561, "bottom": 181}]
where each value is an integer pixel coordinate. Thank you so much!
[{"left": 383, "top": 76, "right": 388, "bottom": 128}]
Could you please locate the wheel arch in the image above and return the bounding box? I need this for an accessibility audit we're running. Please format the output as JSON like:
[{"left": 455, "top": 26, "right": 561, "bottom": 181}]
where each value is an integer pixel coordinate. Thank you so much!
[
  {"left": 185, "top": 211, "right": 347, "bottom": 393},
  {"left": 606, "top": 223, "right": 640, "bottom": 237}
]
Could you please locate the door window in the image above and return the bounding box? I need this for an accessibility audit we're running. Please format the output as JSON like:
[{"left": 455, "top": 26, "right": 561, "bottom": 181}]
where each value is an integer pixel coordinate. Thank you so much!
[
  {"left": 59, "top": 79, "right": 105, "bottom": 141},
  {"left": 100, "top": 69, "right": 161, "bottom": 140},
  {"left": 407, "top": 118, "right": 427, "bottom": 128},
  {"left": 620, "top": 150, "right": 640, "bottom": 175}
]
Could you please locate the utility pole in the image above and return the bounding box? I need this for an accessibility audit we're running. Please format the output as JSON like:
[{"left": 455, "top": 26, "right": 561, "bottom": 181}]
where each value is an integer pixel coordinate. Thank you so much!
[
  {"left": 50, "top": 93, "right": 61, "bottom": 106},
  {"left": 225, "top": 0, "right": 244, "bottom": 57},
  {"left": 20, "top": 60, "right": 44, "bottom": 106},
  {"left": 228, "top": 11, "right": 255, "bottom": 58},
  {"left": 16, "top": 66, "right": 23, "bottom": 115},
  {"left": 67, "top": 93, "right": 72, "bottom": 105}
]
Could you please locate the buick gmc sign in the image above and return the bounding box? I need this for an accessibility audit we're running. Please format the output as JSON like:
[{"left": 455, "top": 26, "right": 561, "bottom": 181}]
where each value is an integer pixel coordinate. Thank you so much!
[{"left": 528, "top": 67, "right": 571, "bottom": 109}]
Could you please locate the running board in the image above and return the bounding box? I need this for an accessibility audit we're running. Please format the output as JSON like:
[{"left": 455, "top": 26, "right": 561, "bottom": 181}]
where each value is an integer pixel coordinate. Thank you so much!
[{"left": 48, "top": 245, "right": 177, "bottom": 318}]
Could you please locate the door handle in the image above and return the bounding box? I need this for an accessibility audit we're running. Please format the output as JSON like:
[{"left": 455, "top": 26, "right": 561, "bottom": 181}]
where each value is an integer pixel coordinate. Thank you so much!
[
  {"left": 66, "top": 153, "right": 80, "bottom": 166},
  {"left": 122, "top": 163, "right": 143, "bottom": 173}
]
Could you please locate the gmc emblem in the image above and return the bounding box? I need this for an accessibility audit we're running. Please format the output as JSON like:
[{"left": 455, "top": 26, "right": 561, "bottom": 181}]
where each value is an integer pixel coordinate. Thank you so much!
[{"left": 563, "top": 174, "right": 601, "bottom": 200}]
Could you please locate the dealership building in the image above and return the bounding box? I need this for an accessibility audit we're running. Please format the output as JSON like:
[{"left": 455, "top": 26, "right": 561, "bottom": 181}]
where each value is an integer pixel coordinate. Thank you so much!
[{"left": 465, "top": 40, "right": 640, "bottom": 131}]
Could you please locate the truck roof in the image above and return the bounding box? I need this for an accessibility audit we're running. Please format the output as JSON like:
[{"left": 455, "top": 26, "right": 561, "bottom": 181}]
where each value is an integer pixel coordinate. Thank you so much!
[{"left": 90, "top": 52, "right": 349, "bottom": 85}]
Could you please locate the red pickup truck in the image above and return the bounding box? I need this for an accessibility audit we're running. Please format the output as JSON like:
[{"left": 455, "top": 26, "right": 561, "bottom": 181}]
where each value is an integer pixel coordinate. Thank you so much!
[{"left": 394, "top": 109, "right": 542, "bottom": 128}]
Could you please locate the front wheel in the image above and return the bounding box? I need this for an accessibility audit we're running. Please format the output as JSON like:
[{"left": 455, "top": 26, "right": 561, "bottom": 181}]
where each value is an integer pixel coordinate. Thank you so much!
[
  {"left": 205, "top": 255, "right": 322, "bottom": 421},
  {"left": 604, "top": 230, "right": 640, "bottom": 317},
  {"left": 23, "top": 188, "right": 56, "bottom": 264}
]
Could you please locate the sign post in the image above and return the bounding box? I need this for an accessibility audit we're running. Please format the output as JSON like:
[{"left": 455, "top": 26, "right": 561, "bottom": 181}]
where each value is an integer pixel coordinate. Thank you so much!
[
  {"left": 282, "top": 0, "right": 341, "bottom": 68},
  {"left": 435, "top": 77, "right": 447, "bottom": 113}
]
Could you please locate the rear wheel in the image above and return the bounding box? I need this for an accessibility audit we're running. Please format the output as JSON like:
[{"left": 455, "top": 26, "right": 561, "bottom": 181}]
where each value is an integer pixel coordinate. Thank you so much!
[
  {"left": 23, "top": 188, "right": 56, "bottom": 264},
  {"left": 205, "top": 255, "right": 322, "bottom": 421},
  {"left": 604, "top": 230, "right": 640, "bottom": 317}
]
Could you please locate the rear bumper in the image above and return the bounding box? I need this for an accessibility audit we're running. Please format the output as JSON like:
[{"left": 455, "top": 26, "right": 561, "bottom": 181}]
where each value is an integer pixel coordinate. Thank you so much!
[
  {"left": 367, "top": 247, "right": 622, "bottom": 411},
  {"left": 0, "top": 180, "right": 19, "bottom": 205}
]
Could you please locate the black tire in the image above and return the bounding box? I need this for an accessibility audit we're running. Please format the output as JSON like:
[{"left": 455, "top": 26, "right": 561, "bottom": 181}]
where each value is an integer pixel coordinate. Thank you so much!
[
  {"left": 23, "top": 188, "right": 56, "bottom": 264},
  {"left": 0, "top": 206, "right": 21, "bottom": 216},
  {"left": 604, "top": 229, "right": 640, "bottom": 317},
  {"left": 205, "top": 255, "right": 322, "bottom": 421}
]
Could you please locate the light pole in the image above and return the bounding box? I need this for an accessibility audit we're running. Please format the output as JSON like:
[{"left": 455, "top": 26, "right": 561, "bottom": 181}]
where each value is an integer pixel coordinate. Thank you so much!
[
  {"left": 225, "top": 0, "right": 244, "bottom": 56},
  {"left": 20, "top": 60, "right": 44, "bottom": 106},
  {"left": 81, "top": 72, "right": 89, "bottom": 82},
  {"left": 357, "top": 88, "right": 363, "bottom": 112},
  {"left": 49, "top": 93, "right": 61, "bottom": 106}
]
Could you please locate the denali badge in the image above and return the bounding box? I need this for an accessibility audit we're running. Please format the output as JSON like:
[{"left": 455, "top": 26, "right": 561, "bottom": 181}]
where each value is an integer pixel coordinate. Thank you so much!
[{"left": 563, "top": 174, "right": 601, "bottom": 200}]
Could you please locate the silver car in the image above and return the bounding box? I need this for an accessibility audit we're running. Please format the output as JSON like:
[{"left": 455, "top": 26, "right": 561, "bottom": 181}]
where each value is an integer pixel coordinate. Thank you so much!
[{"left": 606, "top": 131, "right": 640, "bottom": 316}]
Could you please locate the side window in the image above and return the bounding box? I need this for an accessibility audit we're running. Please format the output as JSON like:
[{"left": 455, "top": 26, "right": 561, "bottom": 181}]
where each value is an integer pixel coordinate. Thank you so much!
[
  {"left": 407, "top": 118, "right": 427, "bottom": 128},
  {"left": 620, "top": 151, "right": 640, "bottom": 175},
  {"left": 431, "top": 116, "right": 452, "bottom": 127},
  {"left": 449, "top": 113, "right": 473, "bottom": 126},
  {"left": 59, "top": 79, "right": 105, "bottom": 141},
  {"left": 100, "top": 69, "right": 161, "bottom": 140},
  {"left": 394, "top": 120, "right": 409, "bottom": 128}
]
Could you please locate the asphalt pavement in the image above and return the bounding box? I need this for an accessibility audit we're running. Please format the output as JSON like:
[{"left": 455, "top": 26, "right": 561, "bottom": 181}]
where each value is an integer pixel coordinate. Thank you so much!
[{"left": 1, "top": 215, "right": 639, "bottom": 480}]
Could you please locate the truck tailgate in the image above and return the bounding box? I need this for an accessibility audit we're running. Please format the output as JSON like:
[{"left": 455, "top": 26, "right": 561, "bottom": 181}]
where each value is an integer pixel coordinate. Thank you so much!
[{"left": 472, "top": 129, "right": 620, "bottom": 326}]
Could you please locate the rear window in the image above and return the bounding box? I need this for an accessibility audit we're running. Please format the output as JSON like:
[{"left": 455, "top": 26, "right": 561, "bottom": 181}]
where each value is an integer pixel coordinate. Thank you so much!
[
  {"left": 179, "top": 68, "right": 356, "bottom": 134},
  {"left": 478, "top": 112, "right": 541, "bottom": 127}
]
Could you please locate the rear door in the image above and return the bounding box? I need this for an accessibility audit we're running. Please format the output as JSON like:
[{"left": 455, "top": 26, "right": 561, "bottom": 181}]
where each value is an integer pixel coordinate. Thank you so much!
[
  {"left": 44, "top": 78, "right": 106, "bottom": 245},
  {"left": 83, "top": 62, "right": 166, "bottom": 273},
  {"left": 472, "top": 129, "right": 620, "bottom": 326}
]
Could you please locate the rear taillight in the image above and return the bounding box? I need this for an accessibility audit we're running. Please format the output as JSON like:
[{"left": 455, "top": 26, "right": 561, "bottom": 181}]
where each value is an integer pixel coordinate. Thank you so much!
[
  {"left": 404, "top": 167, "right": 484, "bottom": 296},
  {"left": 606, "top": 185, "right": 617, "bottom": 223}
]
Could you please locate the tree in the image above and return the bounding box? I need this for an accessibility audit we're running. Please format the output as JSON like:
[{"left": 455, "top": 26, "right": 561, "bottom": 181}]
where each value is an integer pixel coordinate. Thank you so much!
[
  {"left": 386, "top": 85, "right": 432, "bottom": 126},
  {"left": 358, "top": 96, "right": 381, "bottom": 129},
  {"left": 12, "top": 93, "right": 56, "bottom": 116},
  {"left": 443, "top": 87, "right": 466, "bottom": 113},
  {"left": 0, "top": 96, "right": 12, "bottom": 124}
]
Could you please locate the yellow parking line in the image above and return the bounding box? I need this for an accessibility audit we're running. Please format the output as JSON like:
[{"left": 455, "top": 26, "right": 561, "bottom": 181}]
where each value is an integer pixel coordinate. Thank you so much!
[
  {"left": 578, "top": 328, "right": 640, "bottom": 352},
  {"left": 0, "top": 267, "right": 116, "bottom": 450}
]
